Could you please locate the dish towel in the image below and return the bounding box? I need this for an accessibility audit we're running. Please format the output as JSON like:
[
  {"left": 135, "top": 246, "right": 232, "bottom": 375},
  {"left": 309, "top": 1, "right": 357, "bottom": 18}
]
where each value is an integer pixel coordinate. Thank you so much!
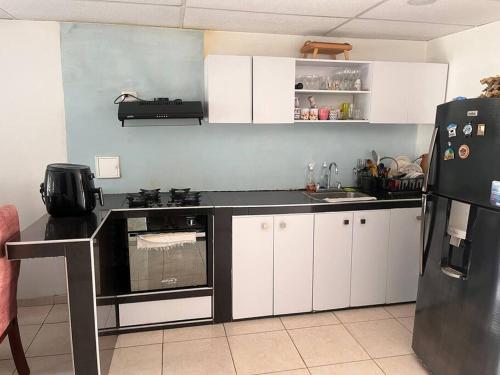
[
  {"left": 0, "top": 205, "right": 21, "bottom": 335},
  {"left": 136, "top": 232, "right": 197, "bottom": 250}
]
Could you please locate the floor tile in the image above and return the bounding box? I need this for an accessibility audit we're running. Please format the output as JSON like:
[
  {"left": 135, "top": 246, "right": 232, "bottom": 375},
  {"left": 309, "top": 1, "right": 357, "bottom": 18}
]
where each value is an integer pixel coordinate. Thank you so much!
[
  {"left": 334, "top": 307, "right": 391, "bottom": 324},
  {"left": 17, "top": 296, "right": 54, "bottom": 308},
  {"left": 345, "top": 319, "right": 413, "bottom": 358},
  {"left": 224, "top": 317, "right": 284, "bottom": 336},
  {"left": 163, "top": 324, "right": 225, "bottom": 342},
  {"left": 309, "top": 360, "right": 384, "bottom": 374},
  {"left": 398, "top": 317, "right": 415, "bottom": 333},
  {"left": 100, "top": 349, "right": 114, "bottom": 374},
  {"left": 54, "top": 295, "right": 68, "bottom": 305},
  {"left": 17, "top": 305, "right": 52, "bottom": 325},
  {"left": 45, "top": 304, "right": 69, "bottom": 324},
  {"left": 26, "top": 354, "right": 73, "bottom": 375},
  {"left": 384, "top": 303, "right": 416, "bottom": 318},
  {"left": 163, "top": 337, "right": 235, "bottom": 375},
  {"left": 0, "top": 325, "right": 39, "bottom": 360},
  {"left": 376, "top": 354, "right": 430, "bottom": 374},
  {"left": 99, "top": 335, "right": 118, "bottom": 350},
  {"left": 262, "top": 370, "right": 310, "bottom": 375},
  {"left": 0, "top": 360, "right": 14, "bottom": 375},
  {"left": 109, "top": 344, "right": 162, "bottom": 375},
  {"left": 228, "top": 330, "right": 304, "bottom": 374},
  {"left": 26, "top": 322, "right": 71, "bottom": 357},
  {"left": 281, "top": 312, "right": 339, "bottom": 330},
  {"left": 288, "top": 325, "right": 369, "bottom": 367},
  {"left": 115, "top": 330, "right": 163, "bottom": 348}
]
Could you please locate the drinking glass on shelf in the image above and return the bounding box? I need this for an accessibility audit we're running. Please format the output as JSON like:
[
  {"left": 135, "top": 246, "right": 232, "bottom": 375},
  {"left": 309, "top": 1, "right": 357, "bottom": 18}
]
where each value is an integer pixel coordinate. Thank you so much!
[{"left": 353, "top": 108, "right": 363, "bottom": 120}]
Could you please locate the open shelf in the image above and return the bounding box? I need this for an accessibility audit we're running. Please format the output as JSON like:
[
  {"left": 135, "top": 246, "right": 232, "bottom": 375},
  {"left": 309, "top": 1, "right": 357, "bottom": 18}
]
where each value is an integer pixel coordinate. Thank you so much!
[
  {"left": 295, "top": 89, "right": 371, "bottom": 94},
  {"left": 294, "top": 120, "right": 369, "bottom": 123}
]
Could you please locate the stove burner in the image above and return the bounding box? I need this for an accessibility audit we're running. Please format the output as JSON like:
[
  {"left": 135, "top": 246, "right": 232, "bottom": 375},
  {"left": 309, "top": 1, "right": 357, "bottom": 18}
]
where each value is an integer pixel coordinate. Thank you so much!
[{"left": 126, "top": 188, "right": 201, "bottom": 208}]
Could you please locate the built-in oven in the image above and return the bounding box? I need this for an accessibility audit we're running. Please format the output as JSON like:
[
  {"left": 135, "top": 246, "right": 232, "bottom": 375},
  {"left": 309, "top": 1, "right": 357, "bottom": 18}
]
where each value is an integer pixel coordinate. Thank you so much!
[{"left": 93, "top": 208, "right": 214, "bottom": 334}]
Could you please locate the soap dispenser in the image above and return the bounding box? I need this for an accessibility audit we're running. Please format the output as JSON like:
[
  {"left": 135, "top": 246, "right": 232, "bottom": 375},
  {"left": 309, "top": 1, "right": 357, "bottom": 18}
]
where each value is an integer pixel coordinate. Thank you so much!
[{"left": 306, "top": 163, "right": 316, "bottom": 192}]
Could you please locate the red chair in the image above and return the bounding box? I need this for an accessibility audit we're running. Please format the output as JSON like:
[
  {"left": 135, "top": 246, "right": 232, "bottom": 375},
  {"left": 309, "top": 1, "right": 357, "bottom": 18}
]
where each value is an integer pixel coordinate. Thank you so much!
[{"left": 0, "top": 205, "right": 29, "bottom": 375}]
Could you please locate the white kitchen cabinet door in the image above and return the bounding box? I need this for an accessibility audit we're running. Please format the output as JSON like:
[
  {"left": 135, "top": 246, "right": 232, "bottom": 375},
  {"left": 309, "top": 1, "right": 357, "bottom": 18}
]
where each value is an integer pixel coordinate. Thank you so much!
[
  {"left": 313, "top": 212, "right": 353, "bottom": 311},
  {"left": 407, "top": 63, "right": 448, "bottom": 124},
  {"left": 370, "top": 62, "right": 409, "bottom": 124},
  {"left": 274, "top": 214, "right": 314, "bottom": 315},
  {"left": 386, "top": 208, "right": 421, "bottom": 303},
  {"left": 232, "top": 216, "right": 274, "bottom": 319},
  {"left": 351, "top": 210, "right": 391, "bottom": 306},
  {"left": 205, "top": 55, "right": 252, "bottom": 124},
  {"left": 252, "top": 56, "right": 295, "bottom": 124}
]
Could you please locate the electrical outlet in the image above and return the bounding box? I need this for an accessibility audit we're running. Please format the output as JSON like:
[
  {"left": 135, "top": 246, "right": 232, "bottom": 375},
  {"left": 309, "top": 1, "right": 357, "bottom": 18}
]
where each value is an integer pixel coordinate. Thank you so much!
[{"left": 121, "top": 90, "right": 138, "bottom": 101}]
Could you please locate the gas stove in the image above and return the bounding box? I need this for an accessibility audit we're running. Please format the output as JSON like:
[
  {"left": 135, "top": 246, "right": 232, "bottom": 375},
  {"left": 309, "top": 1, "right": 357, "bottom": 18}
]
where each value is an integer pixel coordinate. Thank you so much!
[{"left": 126, "top": 188, "right": 202, "bottom": 208}]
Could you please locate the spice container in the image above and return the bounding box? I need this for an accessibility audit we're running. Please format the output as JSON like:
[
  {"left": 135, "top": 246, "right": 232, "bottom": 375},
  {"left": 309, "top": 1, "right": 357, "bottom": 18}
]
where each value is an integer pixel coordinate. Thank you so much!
[
  {"left": 300, "top": 108, "right": 310, "bottom": 120},
  {"left": 310, "top": 108, "right": 319, "bottom": 120}
]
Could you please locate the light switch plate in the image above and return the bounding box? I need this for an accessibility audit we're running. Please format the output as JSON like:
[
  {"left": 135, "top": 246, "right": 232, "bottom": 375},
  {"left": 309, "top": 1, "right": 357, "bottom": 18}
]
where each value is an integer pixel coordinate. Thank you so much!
[{"left": 95, "top": 156, "right": 120, "bottom": 178}]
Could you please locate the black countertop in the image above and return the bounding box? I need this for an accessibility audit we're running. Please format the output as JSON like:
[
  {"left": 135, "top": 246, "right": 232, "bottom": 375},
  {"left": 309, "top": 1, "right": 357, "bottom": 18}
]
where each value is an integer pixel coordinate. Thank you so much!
[{"left": 6, "top": 190, "right": 421, "bottom": 245}]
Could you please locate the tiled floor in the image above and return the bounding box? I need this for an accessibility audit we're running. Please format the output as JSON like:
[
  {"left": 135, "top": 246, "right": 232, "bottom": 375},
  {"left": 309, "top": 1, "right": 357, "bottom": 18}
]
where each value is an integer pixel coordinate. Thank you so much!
[{"left": 0, "top": 302, "right": 430, "bottom": 375}]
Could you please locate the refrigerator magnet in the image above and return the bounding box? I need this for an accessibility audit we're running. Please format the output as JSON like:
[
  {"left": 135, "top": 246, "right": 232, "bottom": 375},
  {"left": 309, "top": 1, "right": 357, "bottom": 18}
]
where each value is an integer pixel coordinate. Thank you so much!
[
  {"left": 490, "top": 181, "right": 500, "bottom": 207},
  {"left": 477, "top": 124, "right": 486, "bottom": 136},
  {"left": 444, "top": 145, "right": 455, "bottom": 160},
  {"left": 463, "top": 123, "right": 473, "bottom": 137},
  {"left": 458, "top": 144, "right": 470, "bottom": 159},
  {"left": 447, "top": 123, "right": 457, "bottom": 138}
]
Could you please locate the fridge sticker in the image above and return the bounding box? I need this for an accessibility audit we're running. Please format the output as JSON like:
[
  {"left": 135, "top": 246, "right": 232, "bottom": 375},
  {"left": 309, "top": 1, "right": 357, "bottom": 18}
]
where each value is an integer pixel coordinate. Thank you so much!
[
  {"left": 444, "top": 144, "right": 455, "bottom": 161},
  {"left": 447, "top": 123, "right": 457, "bottom": 138},
  {"left": 467, "top": 110, "right": 478, "bottom": 117},
  {"left": 490, "top": 181, "right": 500, "bottom": 207},
  {"left": 477, "top": 124, "right": 486, "bottom": 136},
  {"left": 463, "top": 123, "right": 473, "bottom": 137},
  {"left": 458, "top": 144, "right": 470, "bottom": 159}
]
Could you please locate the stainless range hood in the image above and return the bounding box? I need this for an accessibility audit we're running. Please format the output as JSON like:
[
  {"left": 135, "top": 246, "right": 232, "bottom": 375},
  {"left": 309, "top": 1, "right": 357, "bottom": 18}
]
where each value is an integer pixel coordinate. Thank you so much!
[{"left": 118, "top": 98, "right": 203, "bottom": 127}]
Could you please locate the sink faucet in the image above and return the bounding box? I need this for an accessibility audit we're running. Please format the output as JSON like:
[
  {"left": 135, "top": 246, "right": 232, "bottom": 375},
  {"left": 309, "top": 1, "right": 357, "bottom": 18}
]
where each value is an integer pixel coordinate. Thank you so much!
[{"left": 328, "top": 162, "right": 342, "bottom": 190}]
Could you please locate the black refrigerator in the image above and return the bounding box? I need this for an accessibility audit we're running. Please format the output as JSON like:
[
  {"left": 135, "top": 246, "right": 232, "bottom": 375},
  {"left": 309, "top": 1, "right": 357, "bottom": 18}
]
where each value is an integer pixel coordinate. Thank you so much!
[{"left": 413, "top": 98, "right": 500, "bottom": 375}]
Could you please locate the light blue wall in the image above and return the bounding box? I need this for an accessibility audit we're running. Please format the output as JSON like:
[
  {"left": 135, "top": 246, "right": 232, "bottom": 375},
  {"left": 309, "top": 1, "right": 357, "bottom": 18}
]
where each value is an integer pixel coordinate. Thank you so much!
[{"left": 61, "top": 23, "right": 418, "bottom": 193}]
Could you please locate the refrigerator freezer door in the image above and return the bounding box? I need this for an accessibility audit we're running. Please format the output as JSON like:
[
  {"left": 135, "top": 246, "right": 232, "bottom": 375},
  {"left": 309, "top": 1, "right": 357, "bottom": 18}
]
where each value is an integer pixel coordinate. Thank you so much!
[
  {"left": 413, "top": 196, "right": 500, "bottom": 375},
  {"left": 434, "top": 98, "right": 500, "bottom": 208}
]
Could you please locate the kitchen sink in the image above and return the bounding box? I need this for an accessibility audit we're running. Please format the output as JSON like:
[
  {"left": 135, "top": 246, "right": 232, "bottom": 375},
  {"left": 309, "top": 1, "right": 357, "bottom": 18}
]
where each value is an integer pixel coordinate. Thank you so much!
[{"left": 304, "top": 191, "right": 376, "bottom": 202}]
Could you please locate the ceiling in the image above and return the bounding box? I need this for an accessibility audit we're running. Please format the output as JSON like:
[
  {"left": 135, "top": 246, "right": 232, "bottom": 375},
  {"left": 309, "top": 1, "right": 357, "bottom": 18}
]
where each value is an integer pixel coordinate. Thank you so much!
[{"left": 1, "top": 0, "right": 499, "bottom": 41}]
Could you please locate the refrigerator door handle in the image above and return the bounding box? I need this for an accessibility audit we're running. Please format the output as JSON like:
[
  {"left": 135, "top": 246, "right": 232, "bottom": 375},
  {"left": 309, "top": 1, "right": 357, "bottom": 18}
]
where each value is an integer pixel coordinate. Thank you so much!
[
  {"left": 423, "top": 127, "right": 438, "bottom": 193},
  {"left": 419, "top": 194, "right": 427, "bottom": 275},
  {"left": 441, "top": 266, "right": 466, "bottom": 280}
]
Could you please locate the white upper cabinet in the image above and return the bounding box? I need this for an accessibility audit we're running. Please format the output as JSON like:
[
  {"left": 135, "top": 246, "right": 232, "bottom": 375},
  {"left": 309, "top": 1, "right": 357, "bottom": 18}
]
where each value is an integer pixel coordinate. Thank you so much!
[
  {"left": 273, "top": 214, "right": 314, "bottom": 315},
  {"left": 205, "top": 55, "right": 252, "bottom": 124},
  {"left": 406, "top": 63, "right": 448, "bottom": 124},
  {"left": 350, "top": 210, "right": 391, "bottom": 306},
  {"left": 370, "top": 61, "right": 447, "bottom": 124},
  {"left": 253, "top": 56, "right": 295, "bottom": 124},
  {"left": 232, "top": 216, "right": 274, "bottom": 319},
  {"left": 370, "top": 62, "right": 409, "bottom": 124},
  {"left": 313, "top": 212, "right": 353, "bottom": 311},
  {"left": 386, "top": 208, "right": 421, "bottom": 304}
]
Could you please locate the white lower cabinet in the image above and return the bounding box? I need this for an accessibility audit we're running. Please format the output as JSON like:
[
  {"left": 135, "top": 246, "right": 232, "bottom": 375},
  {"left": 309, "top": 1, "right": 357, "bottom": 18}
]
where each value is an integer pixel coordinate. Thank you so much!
[
  {"left": 350, "top": 210, "right": 391, "bottom": 306},
  {"left": 273, "top": 214, "right": 314, "bottom": 315},
  {"left": 232, "top": 208, "right": 419, "bottom": 319},
  {"left": 313, "top": 212, "right": 353, "bottom": 311},
  {"left": 386, "top": 207, "right": 421, "bottom": 303},
  {"left": 232, "top": 216, "right": 274, "bottom": 319}
]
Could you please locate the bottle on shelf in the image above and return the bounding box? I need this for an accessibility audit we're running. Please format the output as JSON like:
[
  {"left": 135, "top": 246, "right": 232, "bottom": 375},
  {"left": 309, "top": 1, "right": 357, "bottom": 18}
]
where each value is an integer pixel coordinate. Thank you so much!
[{"left": 294, "top": 97, "right": 301, "bottom": 120}]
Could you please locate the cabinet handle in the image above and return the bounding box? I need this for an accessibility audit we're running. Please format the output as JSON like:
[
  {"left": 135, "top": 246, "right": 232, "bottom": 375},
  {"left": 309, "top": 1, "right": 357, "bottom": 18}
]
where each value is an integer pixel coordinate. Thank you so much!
[
  {"left": 280, "top": 222, "right": 286, "bottom": 229},
  {"left": 360, "top": 219, "right": 366, "bottom": 224},
  {"left": 343, "top": 219, "right": 350, "bottom": 225},
  {"left": 261, "top": 222, "right": 269, "bottom": 230}
]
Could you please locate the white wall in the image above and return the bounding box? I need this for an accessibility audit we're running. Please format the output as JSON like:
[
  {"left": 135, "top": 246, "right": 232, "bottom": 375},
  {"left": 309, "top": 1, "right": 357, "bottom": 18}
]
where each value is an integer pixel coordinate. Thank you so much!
[
  {"left": 0, "top": 20, "right": 68, "bottom": 299},
  {"left": 205, "top": 30, "right": 427, "bottom": 61},
  {"left": 415, "top": 21, "right": 500, "bottom": 154}
]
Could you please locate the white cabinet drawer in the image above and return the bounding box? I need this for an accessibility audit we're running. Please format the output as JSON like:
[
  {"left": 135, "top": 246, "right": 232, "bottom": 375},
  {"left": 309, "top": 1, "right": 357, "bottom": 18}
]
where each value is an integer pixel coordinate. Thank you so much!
[{"left": 119, "top": 296, "right": 211, "bottom": 326}]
